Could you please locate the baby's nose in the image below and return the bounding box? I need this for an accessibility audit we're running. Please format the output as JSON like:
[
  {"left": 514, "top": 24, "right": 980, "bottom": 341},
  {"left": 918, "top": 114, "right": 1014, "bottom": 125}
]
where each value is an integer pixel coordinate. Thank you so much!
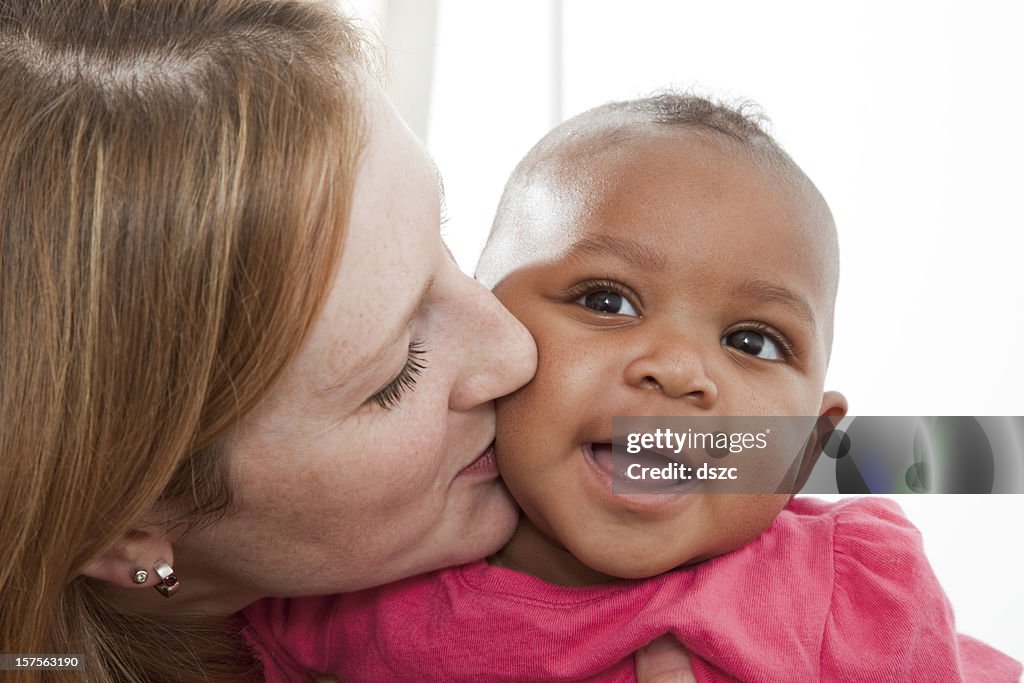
[{"left": 623, "top": 341, "right": 718, "bottom": 408}]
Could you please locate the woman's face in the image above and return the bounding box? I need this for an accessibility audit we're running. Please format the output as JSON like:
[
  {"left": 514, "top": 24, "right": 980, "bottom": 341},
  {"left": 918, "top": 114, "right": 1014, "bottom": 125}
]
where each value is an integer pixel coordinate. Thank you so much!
[{"left": 174, "top": 83, "right": 537, "bottom": 601}]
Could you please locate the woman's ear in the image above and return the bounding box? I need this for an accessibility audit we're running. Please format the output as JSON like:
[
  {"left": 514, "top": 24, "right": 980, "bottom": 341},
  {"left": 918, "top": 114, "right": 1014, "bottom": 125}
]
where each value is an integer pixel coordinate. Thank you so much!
[
  {"left": 791, "top": 391, "right": 849, "bottom": 494},
  {"left": 77, "top": 527, "right": 175, "bottom": 590}
]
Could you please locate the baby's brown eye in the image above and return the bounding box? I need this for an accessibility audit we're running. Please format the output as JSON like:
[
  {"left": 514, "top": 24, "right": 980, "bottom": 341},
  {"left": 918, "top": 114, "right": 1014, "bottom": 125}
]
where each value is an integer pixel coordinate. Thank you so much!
[
  {"left": 576, "top": 291, "right": 639, "bottom": 317},
  {"left": 722, "top": 330, "right": 782, "bottom": 360}
]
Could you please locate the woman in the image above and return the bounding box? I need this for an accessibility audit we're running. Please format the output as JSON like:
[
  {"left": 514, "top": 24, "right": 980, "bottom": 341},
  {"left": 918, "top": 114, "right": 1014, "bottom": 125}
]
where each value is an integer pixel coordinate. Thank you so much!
[{"left": 0, "top": 1, "right": 691, "bottom": 681}]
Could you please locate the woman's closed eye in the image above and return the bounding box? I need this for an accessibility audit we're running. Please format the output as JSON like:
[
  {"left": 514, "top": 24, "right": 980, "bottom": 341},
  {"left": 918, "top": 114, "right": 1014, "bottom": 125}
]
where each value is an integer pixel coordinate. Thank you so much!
[
  {"left": 721, "top": 324, "right": 793, "bottom": 361},
  {"left": 371, "top": 340, "right": 427, "bottom": 410}
]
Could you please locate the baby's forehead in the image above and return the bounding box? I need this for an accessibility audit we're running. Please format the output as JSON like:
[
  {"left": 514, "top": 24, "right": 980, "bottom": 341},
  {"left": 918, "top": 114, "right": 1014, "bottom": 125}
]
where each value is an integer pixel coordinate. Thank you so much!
[
  {"left": 549, "top": 124, "right": 793, "bottom": 196},
  {"left": 541, "top": 128, "right": 829, "bottom": 247},
  {"left": 481, "top": 124, "right": 838, "bottom": 322}
]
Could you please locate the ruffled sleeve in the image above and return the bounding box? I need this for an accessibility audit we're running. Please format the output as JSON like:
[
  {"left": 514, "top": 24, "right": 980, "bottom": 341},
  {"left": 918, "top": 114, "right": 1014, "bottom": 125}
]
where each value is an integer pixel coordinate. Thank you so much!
[{"left": 820, "top": 498, "right": 1021, "bottom": 682}]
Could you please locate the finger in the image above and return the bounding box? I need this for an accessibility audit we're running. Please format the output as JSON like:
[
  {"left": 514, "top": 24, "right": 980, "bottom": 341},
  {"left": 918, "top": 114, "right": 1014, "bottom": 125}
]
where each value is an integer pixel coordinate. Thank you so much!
[{"left": 635, "top": 633, "right": 696, "bottom": 683}]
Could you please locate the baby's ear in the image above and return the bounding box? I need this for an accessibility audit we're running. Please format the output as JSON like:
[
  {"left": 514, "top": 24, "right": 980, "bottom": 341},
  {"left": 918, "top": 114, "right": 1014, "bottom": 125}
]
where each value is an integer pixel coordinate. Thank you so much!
[
  {"left": 818, "top": 390, "right": 848, "bottom": 425},
  {"left": 791, "top": 391, "right": 849, "bottom": 495}
]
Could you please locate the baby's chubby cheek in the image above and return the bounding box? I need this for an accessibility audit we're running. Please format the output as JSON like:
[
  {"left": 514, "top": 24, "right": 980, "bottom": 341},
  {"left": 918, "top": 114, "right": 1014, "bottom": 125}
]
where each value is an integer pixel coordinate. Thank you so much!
[
  {"left": 706, "top": 494, "right": 792, "bottom": 553},
  {"left": 492, "top": 385, "right": 542, "bottom": 476},
  {"left": 491, "top": 324, "right": 581, "bottom": 455}
]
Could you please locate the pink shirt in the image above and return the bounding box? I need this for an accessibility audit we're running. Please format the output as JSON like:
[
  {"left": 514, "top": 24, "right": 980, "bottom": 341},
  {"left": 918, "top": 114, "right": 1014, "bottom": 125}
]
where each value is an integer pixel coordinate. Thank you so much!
[{"left": 243, "top": 497, "right": 1021, "bottom": 682}]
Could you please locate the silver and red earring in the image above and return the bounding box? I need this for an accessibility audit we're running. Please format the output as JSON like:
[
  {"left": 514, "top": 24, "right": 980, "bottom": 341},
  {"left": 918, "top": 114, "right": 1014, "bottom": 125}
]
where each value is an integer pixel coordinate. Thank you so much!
[{"left": 152, "top": 559, "right": 179, "bottom": 597}]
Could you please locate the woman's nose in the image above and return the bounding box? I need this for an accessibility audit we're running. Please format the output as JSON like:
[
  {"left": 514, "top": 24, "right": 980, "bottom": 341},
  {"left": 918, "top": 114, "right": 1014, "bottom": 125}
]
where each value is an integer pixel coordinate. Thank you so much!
[
  {"left": 623, "top": 336, "right": 718, "bottom": 408},
  {"left": 448, "top": 274, "right": 537, "bottom": 411}
]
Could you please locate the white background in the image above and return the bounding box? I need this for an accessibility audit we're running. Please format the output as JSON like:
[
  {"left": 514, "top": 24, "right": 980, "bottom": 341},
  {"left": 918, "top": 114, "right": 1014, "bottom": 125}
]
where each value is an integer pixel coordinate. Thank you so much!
[{"left": 347, "top": 0, "right": 1023, "bottom": 663}]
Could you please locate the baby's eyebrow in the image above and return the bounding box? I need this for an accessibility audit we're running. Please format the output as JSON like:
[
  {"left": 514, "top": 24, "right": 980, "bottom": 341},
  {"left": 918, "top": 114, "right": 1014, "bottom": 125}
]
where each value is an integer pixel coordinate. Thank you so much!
[
  {"left": 732, "top": 279, "right": 817, "bottom": 331},
  {"left": 564, "top": 234, "right": 667, "bottom": 270}
]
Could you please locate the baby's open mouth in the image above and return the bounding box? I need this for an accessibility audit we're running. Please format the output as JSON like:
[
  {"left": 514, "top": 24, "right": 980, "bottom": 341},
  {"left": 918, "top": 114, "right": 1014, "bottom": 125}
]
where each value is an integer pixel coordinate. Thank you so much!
[{"left": 584, "top": 442, "right": 699, "bottom": 493}]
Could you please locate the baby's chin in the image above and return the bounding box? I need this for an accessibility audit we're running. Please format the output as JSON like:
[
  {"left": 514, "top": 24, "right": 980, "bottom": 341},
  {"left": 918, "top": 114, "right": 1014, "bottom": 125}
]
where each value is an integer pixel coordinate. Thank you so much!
[
  {"left": 566, "top": 505, "right": 788, "bottom": 580},
  {"left": 572, "top": 543, "right": 728, "bottom": 581}
]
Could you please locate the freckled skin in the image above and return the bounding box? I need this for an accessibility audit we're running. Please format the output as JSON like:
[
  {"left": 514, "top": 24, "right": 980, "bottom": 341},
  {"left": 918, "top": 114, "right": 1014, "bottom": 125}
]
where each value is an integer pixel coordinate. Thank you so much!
[
  {"left": 155, "top": 82, "right": 538, "bottom": 617},
  {"left": 487, "top": 132, "right": 847, "bottom": 586}
]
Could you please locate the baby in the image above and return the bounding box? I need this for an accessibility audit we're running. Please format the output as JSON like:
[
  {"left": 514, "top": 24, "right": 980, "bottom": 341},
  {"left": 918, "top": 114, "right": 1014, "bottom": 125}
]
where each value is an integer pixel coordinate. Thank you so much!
[{"left": 247, "top": 94, "right": 1022, "bottom": 681}]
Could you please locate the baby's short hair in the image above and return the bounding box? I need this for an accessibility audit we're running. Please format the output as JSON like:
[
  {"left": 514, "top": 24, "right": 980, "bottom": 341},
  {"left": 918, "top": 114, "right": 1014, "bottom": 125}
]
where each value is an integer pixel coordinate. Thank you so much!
[
  {"left": 506, "top": 91, "right": 804, "bottom": 197},
  {"left": 478, "top": 90, "right": 836, "bottom": 299},
  {"left": 603, "top": 92, "right": 772, "bottom": 142}
]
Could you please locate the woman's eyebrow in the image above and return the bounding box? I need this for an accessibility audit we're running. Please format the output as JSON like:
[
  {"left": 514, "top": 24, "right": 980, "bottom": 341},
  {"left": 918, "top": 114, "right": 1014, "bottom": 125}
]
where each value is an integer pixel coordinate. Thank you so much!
[{"left": 731, "top": 278, "right": 817, "bottom": 331}]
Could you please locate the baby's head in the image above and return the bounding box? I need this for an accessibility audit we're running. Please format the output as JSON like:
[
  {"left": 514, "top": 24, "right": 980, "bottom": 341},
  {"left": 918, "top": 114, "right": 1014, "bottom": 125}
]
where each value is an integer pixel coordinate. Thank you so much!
[{"left": 478, "top": 93, "right": 847, "bottom": 584}]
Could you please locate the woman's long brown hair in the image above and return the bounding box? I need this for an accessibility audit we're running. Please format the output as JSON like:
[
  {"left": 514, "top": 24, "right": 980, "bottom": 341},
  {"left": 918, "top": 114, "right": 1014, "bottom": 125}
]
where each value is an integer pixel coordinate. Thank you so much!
[{"left": 0, "top": 1, "right": 369, "bottom": 680}]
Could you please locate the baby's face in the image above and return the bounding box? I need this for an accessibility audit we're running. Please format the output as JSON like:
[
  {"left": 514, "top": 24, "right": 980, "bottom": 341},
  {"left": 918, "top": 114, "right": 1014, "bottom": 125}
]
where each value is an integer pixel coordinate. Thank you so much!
[{"left": 490, "top": 132, "right": 845, "bottom": 580}]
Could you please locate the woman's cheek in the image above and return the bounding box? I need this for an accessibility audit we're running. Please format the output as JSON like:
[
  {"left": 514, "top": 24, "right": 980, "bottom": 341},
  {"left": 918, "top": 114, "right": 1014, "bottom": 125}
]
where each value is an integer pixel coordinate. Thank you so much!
[{"left": 347, "top": 419, "right": 443, "bottom": 500}]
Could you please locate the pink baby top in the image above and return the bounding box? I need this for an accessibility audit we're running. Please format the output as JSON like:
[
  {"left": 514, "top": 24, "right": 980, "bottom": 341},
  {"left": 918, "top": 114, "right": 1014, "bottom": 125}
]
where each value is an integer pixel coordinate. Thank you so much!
[{"left": 242, "top": 497, "right": 1022, "bottom": 682}]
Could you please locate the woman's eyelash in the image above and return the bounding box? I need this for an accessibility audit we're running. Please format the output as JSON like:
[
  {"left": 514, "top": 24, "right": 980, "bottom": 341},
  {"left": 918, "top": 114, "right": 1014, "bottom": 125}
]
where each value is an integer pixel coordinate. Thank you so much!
[{"left": 372, "top": 340, "right": 428, "bottom": 411}]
